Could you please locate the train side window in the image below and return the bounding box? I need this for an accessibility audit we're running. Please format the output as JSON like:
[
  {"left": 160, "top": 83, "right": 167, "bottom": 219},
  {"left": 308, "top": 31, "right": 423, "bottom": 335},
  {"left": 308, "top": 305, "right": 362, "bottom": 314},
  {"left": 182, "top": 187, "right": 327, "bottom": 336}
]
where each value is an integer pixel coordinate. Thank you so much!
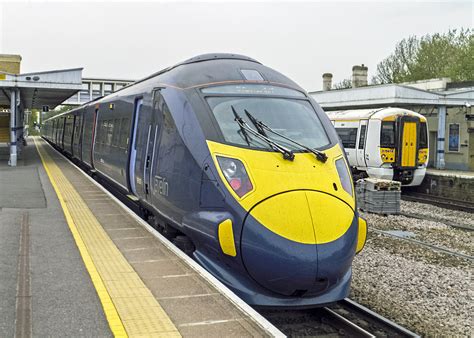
[
  {"left": 120, "top": 118, "right": 130, "bottom": 148},
  {"left": 419, "top": 122, "right": 428, "bottom": 148},
  {"left": 335, "top": 127, "right": 357, "bottom": 149},
  {"left": 380, "top": 121, "right": 396, "bottom": 148},
  {"left": 112, "top": 118, "right": 121, "bottom": 146},
  {"left": 106, "top": 120, "right": 114, "bottom": 145},
  {"left": 358, "top": 125, "right": 367, "bottom": 149}
]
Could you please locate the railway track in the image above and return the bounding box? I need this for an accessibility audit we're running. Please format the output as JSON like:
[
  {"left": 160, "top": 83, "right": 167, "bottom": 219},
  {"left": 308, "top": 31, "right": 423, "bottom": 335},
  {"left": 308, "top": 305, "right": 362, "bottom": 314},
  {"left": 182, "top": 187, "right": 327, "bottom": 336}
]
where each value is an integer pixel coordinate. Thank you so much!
[
  {"left": 373, "top": 228, "right": 473, "bottom": 261},
  {"left": 398, "top": 211, "right": 473, "bottom": 231},
  {"left": 260, "top": 298, "right": 419, "bottom": 337},
  {"left": 401, "top": 192, "right": 474, "bottom": 213}
]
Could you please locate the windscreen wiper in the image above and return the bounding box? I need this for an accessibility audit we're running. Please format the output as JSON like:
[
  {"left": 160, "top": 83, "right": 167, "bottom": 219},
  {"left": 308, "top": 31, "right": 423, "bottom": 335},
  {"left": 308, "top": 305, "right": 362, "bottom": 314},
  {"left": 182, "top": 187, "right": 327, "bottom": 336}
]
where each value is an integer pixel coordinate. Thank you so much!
[
  {"left": 231, "top": 106, "right": 295, "bottom": 161},
  {"left": 244, "top": 109, "right": 328, "bottom": 163}
]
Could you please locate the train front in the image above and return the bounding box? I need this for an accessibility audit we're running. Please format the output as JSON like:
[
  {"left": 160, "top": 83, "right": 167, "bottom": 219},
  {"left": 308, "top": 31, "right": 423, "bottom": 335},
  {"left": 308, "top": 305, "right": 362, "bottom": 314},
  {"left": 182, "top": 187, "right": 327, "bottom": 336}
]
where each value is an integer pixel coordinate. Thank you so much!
[{"left": 195, "top": 82, "right": 367, "bottom": 307}]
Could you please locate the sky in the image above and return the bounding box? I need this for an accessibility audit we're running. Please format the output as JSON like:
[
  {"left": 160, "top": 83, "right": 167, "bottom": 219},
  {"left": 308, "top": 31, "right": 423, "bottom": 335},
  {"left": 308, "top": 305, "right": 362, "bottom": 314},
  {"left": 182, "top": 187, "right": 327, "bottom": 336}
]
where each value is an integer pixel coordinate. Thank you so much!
[{"left": 0, "top": 1, "right": 472, "bottom": 91}]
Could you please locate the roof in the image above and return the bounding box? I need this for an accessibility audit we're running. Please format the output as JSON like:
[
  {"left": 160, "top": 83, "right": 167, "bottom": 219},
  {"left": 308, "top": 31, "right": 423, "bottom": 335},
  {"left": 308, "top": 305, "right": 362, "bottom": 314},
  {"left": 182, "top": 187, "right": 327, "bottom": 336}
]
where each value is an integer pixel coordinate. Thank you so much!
[
  {"left": 326, "top": 107, "right": 425, "bottom": 121},
  {"left": 0, "top": 68, "right": 83, "bottom": 109},
  {"left": 309, "top": 83, "right": 474, "bottom": 110}
]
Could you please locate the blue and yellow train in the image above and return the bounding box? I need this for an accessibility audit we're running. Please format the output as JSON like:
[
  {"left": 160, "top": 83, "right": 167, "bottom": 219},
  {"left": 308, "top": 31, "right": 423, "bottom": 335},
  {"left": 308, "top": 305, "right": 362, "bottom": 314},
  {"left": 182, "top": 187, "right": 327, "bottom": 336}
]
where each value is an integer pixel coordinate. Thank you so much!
[{"left": 42, "top": 54, "right": 367, "bottom": 307}]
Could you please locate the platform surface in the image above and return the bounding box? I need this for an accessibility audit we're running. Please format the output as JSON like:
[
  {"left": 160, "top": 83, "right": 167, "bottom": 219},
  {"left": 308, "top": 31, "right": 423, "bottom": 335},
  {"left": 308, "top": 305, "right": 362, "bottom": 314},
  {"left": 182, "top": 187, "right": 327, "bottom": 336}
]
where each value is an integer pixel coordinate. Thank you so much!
[
  {"left": 426, "top": 168, "right": 474, "bottom": 179},
  {"left": 0, "top": 138, "right": 277, "bottom": 337}
]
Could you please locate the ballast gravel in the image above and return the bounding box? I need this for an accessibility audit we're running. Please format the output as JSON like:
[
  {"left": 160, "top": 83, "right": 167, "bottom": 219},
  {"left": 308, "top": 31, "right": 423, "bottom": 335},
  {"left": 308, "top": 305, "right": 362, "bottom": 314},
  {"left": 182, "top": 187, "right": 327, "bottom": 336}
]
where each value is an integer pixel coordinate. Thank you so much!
[
  {"left": 401, "top": 200, "right": 474, "bottom": 228},
  {"left": 351, "top": 210, "right": 473, "bottom": 336}
]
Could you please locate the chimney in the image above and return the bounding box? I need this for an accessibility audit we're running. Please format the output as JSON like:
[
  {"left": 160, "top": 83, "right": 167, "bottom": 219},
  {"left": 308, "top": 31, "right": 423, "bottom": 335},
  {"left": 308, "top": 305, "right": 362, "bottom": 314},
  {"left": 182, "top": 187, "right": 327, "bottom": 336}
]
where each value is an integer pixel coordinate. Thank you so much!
[
  {"left": 322, "top": 73, "right": 333, "bottom": 91},
  {"left": 351, "top": 64, "right": 368, "bottom": 88}
]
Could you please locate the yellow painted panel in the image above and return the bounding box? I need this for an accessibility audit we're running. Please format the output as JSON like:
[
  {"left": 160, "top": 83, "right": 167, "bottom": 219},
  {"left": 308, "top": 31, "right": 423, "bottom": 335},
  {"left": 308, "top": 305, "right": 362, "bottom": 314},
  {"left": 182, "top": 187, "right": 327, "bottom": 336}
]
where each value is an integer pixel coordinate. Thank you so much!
[
  {"left": 380, "top": 147, "right": 395, "bottom": 163},
  {"left": 206, "top": 141, "right": 355, "bottom": 211},
  {"left": 218, "top": 219, "right": 237, "bottom": 256},
  {"left": 250, "top": 191, "right": 316, "bottom": 244},
  {"left": 418, "top": 148, "right": 428, "bottom": 164},
  {"left": 306, "top": 192, "right": 354, "bottom": 244},
  {"left": 356, "top": 217, "right": 367, "bottom": 254},
  {"left": 401, "top": 122, "right": 417, "bottom": 167}
]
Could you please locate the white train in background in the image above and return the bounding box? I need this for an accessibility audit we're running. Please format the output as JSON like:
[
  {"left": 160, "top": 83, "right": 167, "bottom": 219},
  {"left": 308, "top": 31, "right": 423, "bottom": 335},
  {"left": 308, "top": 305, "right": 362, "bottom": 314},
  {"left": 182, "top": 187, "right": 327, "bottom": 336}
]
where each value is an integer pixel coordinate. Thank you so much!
[{"left": 327, "top": 108, "right": 429, "bottom": 186}]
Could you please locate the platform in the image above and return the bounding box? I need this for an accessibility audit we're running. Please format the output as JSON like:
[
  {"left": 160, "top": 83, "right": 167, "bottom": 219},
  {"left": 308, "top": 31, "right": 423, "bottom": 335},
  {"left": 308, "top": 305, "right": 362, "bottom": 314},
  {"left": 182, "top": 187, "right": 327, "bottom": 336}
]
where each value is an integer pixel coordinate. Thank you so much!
[
  {"left": 0, "top": 137, "right": 281, "bottom": 337},
  {"left": 426, "top": 168, "right": 474, "bottom": 179}
]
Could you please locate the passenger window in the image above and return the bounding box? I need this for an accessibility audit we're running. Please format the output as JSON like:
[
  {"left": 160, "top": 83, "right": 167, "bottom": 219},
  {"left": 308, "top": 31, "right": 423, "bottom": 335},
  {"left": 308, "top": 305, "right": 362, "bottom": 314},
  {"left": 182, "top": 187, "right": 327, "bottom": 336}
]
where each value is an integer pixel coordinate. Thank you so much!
[
  {"left": 120, "top": 118, "right": 130, "bottom": 148},
  {"left": 358, "top": 125, "right": 366, "bottom": 149},
  {"left": 380, "top": 121, "right": 396, "bottom": 148},
  {"left": 335, "top": 128, "right": 357, "bottom": 149},
  {"left": 112, "top": 118, "right": 121, "bottom": 146}
]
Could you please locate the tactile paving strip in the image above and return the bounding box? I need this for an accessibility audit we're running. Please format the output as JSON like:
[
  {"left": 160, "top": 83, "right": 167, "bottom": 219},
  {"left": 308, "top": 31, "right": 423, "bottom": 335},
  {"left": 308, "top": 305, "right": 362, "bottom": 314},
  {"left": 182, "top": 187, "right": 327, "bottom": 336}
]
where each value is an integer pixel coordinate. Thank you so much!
[{"left": 35, "top": 139, "right": 180, "bottom": 337}]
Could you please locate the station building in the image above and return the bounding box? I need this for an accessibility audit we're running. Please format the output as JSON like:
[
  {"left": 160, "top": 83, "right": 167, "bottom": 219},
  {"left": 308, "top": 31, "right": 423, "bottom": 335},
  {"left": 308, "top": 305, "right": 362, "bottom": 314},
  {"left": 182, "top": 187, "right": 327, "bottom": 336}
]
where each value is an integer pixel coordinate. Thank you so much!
[
  {"left": 311, "top": 67, "right": 474, "bottom": 171},
  {"left": 63, "top": 77, "right": 134, "bottom": 106}
]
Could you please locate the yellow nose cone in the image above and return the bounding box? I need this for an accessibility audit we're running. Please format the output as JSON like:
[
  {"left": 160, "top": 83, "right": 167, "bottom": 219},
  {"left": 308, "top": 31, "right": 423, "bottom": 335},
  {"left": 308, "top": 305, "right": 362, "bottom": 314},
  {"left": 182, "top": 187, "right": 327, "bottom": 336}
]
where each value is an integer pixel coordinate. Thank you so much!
[{"left": 250, "top": 190, "right": 354, "bottom": 244}]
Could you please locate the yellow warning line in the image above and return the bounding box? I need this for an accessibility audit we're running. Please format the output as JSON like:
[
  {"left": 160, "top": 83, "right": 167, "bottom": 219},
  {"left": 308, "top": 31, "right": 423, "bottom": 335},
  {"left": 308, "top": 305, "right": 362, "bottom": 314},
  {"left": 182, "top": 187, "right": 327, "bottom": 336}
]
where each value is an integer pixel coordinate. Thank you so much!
[{"left": 34, "top": 138, "right": 180, "bottom": 337}]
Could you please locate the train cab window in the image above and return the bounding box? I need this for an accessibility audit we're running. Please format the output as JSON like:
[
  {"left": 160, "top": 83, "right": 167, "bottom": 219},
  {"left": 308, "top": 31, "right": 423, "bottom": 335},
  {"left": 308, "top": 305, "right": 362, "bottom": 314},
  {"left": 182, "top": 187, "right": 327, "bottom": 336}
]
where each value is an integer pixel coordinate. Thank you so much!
[
  {"left": 380, "top": 121, "right": 396, "bottom": 148},
  {"left": 335, "top": 128, "right": 357, "bottom": 149},
  {"left": 419, "top": 122, "right": 428, "bottom": 148},
  {"left": 204, "top": 86, "right": 329, "bottom": 151},
  {"left": 358, "top": 125, "right": 367, "bottom": 149}
]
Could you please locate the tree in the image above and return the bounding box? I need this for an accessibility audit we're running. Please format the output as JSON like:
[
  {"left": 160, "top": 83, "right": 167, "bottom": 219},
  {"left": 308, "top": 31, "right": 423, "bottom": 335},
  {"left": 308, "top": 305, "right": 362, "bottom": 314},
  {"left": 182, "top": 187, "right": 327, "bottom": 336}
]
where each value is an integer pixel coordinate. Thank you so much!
[
  {"left": 333, "top": 78, "right": 352, "bottom": 89},
  {"left": 373, "top": 28, "right": 473, "bottom": 84}
]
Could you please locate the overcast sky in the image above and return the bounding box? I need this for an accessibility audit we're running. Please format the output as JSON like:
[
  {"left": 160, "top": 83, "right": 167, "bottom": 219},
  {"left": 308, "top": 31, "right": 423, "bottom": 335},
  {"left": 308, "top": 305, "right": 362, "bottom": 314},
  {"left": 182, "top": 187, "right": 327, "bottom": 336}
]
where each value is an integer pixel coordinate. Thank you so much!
[{"left": 0, "top": 1, "right": 472, "bottom": 91}]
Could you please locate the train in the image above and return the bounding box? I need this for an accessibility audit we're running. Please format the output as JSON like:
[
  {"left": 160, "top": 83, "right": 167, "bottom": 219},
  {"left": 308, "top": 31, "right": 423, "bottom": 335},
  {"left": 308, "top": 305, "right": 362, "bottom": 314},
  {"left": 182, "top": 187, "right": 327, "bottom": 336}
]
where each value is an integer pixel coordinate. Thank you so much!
[
  {"left": 327, "top": 108, "right": 429, "bottom": 186},
  {"left": 42, "top": 53, "right": 367, "bottom": 307}
]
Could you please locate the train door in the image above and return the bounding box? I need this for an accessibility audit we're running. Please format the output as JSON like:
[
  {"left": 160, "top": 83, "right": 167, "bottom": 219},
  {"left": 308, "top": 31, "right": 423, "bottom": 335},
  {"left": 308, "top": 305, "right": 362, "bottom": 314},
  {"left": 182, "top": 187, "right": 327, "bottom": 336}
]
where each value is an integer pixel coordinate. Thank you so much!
[
  {"left": 143, "top": 89, "right": 164, "bottom": 203},
  {"left": 129, "top": 98, "right": 144, "bottom": 196},
  {"left": 399, "top": 117, "right": 418, "bottom": 167},
  {"left": 356, "top": 120, "right": 368, "bottom": 168}
]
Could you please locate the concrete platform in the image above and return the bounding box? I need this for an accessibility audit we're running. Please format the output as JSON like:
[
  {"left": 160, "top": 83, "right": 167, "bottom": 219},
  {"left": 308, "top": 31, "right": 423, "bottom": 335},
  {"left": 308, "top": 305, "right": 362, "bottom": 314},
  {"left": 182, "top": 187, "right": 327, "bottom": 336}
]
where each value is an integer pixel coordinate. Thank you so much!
[
  {"left": 0, "top": 137, "right": 281, "bottom": 337},
  {"left": 426, "top": 168, "right": 474, "bottom": 179}
]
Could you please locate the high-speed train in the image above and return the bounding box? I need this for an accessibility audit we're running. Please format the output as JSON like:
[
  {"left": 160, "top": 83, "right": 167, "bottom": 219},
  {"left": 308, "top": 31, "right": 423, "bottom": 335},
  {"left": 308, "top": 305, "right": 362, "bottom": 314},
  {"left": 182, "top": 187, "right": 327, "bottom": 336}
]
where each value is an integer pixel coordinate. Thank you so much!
[
  {"left": 327, "top": 108, "right": 429, "bottom": 186},
  {"left": 42, "top": 54, "right": 367, "bottom": 307}
]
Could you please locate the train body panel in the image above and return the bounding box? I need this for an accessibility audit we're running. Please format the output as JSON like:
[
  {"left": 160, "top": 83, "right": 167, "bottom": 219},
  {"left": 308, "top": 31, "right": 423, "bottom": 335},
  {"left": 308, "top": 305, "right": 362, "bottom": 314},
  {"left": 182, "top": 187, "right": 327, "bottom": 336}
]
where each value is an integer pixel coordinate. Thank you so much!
[
  {"left": 328, "top": 108, "right": 429, "bottom": 186},
  {"left": 42, "top": 54, "right": 367, "bottom": 307}
]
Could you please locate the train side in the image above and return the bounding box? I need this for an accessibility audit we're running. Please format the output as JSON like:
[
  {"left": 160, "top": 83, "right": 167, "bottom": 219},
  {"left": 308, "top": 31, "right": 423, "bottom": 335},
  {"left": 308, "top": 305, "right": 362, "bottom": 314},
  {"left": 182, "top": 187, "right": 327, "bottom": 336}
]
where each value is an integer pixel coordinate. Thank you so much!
[{"left": 327, "top": 108, "right": 429, "bottom": 186}]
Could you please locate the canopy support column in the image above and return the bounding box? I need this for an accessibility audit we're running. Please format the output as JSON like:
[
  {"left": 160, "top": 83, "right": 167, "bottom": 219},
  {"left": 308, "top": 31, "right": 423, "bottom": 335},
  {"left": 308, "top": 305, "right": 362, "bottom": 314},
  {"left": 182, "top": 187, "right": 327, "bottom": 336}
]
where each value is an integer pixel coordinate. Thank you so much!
[{"left": 436, "top": 105, "right": 446, "bottom": 169}]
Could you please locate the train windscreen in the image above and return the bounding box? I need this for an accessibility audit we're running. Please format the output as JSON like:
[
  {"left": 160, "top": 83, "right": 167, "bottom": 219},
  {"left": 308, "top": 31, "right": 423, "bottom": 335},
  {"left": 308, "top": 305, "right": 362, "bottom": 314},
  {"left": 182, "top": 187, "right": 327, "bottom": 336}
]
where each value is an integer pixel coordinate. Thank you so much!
[{"left": 203, "top": 85, "right": 329, "bottom": 151}]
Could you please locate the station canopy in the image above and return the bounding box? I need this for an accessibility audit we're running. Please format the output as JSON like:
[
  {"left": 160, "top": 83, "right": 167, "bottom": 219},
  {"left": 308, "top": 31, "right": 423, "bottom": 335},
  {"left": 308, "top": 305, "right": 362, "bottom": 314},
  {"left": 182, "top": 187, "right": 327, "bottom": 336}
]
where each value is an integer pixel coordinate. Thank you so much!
[{"left": 0, "top": 68, "right": 83, "bottom": 110}]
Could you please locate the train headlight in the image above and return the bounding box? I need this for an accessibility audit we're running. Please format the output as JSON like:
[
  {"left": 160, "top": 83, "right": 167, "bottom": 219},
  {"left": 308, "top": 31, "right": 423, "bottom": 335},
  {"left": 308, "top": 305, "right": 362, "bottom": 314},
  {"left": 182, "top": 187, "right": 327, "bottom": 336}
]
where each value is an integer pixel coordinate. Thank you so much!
[
  {"left": 335, "top": 158, "right": 353, "bottom": 197},
  {"left": 217, "top": 156, "right": 253, "bottom": 198}
]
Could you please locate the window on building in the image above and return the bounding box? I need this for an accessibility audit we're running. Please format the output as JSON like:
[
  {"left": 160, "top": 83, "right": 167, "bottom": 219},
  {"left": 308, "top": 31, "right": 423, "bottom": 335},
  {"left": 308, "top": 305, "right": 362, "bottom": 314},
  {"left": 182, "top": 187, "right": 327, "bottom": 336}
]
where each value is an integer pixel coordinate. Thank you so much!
[
  {"left": 115, "top": 83, "right": 125, "bottom": 91},
  {"left": 92, "top": 83, "right": 102, "bottom": 99},
  {"left": 380, "top": 121, "right": 396, "bottom": 148},
  {"left": 358, "top": 125, "right": 367, "bottom": 149},
  {"left": 79, "top": 82, "right": 91, "bottom": 102},
  {"left": 448, "top": 124, "right": 460, "bottom": 152},
  {"left": 104, "top": 83, "right": 113, "bottom": 95},
  {"left": 335, "top": 127, "right": 357, "bottom": 149}
]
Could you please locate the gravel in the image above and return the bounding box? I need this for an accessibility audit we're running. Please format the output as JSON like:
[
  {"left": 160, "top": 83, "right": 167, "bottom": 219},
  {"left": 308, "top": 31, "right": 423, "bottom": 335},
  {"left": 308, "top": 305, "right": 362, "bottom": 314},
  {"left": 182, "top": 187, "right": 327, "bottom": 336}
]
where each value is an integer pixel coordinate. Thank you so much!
[
  {"left": 361, "top": 211, "right": 473, "bottom": 257},
  {"left": 400, "top": 200, "right": 474, "bottom": 228},
  {"left": 351, "top": 212, "right": 473, "bottom": 336}
]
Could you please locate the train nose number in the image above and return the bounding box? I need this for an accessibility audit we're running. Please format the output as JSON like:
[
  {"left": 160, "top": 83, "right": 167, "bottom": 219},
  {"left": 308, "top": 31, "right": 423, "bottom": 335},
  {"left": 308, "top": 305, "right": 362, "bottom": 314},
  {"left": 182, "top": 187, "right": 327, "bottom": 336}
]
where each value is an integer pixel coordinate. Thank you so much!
[{"left": 154, "top": 175, "right": 169, "bottom": 196}]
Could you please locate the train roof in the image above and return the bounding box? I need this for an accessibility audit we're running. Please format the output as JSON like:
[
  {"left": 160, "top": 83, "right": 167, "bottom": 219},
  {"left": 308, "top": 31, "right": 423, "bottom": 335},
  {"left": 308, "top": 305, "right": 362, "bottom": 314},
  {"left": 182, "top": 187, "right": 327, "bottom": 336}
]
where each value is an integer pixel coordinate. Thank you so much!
[{"left": 326, "top": 107, "right": 426, "bottom": 121}]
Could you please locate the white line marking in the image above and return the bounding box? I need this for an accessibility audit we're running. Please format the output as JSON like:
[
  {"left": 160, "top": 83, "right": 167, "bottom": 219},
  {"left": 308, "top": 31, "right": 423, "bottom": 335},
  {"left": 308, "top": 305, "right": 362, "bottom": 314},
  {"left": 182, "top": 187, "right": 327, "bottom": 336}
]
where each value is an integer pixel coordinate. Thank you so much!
[
  {"left": 158, "top": 293, "right": 219, "bottom": 300},
  {"left": 179, "top": 319, "right": 238, "bottom": 327}
]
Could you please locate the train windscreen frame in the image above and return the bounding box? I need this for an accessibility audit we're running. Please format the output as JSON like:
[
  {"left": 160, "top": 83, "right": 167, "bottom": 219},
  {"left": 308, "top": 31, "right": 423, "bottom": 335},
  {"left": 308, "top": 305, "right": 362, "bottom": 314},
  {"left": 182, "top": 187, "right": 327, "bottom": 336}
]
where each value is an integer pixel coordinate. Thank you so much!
[{"left": 202, "top": 85, "right": 330, "bottom": 152}]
